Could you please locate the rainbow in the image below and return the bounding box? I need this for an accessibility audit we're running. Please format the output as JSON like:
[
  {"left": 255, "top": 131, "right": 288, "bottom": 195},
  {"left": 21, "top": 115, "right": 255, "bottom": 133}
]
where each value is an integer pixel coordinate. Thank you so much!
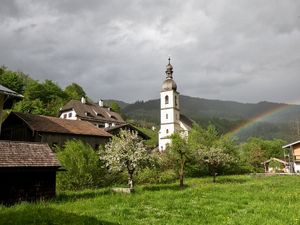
[{"left": 226, "top": 101, "right": 299, "bottom": 138}]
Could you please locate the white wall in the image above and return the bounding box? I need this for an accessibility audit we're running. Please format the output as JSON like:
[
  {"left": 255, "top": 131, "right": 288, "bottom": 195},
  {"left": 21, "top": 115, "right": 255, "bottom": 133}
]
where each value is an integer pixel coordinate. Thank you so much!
[
  {"left": 294, "top": 163, "right": 300, "bottom": 173},
  {"left": 60, "top": 109, "right": 77, "bottom": 120},
  {"left": 159, "top": 90, "right": 180, "bottom": 151}
]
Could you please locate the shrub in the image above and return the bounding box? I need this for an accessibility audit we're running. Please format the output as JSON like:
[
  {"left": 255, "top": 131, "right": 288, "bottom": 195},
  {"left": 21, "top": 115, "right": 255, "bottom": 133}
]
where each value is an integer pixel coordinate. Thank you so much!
[
  {"left": 56, "top": 140, "right": 106, "bottom": 191},
  {"left": 136, "top": 168, "right": 176, "bottom": 184}
]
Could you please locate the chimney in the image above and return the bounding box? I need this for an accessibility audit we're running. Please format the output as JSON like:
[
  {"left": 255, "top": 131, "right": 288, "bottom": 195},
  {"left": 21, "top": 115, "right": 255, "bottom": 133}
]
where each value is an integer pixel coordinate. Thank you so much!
[
  {"left": 81, "top": 97, "right": 86, "bottom": 104},
  {"left": 99, "top": 99, "right": 104, "bottom": 107}
]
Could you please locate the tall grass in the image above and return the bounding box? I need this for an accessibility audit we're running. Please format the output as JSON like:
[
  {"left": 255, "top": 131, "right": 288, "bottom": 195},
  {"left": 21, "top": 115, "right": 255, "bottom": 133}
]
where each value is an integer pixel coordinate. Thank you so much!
[{"left": 1, "top": 175, "right": 300, "bottom": 225}]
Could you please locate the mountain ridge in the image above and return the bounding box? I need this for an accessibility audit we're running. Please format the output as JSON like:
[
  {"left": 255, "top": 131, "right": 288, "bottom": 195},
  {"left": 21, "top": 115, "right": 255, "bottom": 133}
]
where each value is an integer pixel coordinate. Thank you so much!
[{"left": 108, "top": 95, "right": 300, "bottom": 142}]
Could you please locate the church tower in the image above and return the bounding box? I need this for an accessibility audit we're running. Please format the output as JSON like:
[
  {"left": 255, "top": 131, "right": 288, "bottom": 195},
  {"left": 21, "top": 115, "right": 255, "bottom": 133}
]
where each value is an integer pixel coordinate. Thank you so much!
[{"left": 159, "top": 58, "right": 181, "bottom": 151}]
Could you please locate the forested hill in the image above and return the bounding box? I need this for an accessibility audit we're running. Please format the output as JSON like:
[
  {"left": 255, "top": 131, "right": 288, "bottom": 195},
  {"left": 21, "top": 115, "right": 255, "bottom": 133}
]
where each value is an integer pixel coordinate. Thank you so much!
[
  {"left": 122, "top": 95, "right": 300, "bottom": 142},
  {"left": 1, "top": 65, "right": 299, "bottom": 142}
]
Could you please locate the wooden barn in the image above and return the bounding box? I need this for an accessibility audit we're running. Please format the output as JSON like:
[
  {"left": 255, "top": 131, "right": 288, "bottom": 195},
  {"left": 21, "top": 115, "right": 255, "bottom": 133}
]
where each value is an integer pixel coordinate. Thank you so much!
[
  {"left": 0, "top": 141, "right": 61, "bottom": 204},
  {"left": 1, "top": 112, "right": 112, "bottom": 149}
]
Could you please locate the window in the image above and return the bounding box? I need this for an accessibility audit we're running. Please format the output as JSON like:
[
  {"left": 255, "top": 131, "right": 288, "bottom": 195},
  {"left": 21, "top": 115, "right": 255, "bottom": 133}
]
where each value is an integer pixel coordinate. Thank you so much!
[
  {"left": 63, "top": 114, "right": 67, "bottom": 119},
  {"left": 165, "top": 95, "right": 169, "bottom": 104},
  {"left": 68, "top": 112, "right": 72, "bottom": 118},
  {"left": 175, "top": 96, "right": 178, "bottom": 107},
  {"left": 85, "top": 112, "right": 93, "bottom": 117},
  {"left": 166, "top": 114, "right": 168, "bottom": 119},
  {"left": 166, "top": 129, "right": 169, "bottom": 134},
  {"left": 97, "top": 113, "right": 104, "bottom": 118}
]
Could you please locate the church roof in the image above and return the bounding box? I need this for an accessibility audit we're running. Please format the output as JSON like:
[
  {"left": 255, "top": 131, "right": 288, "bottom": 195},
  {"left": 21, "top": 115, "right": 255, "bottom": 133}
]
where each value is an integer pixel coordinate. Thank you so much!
[
  {"left": 161, "top": 58, "right": 177, "bottom": 91},
  {"left": 161, "top": 79, "right": 177, "bottom": 91},
  {"left": 180, "top": 114, "right": 194, "bottom": 128}
]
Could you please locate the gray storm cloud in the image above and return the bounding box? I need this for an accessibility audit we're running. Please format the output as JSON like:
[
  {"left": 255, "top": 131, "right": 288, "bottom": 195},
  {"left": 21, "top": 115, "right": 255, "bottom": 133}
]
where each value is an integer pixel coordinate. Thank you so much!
[{"left": 0, "top": 0, "right": 300, "bottom": 103}]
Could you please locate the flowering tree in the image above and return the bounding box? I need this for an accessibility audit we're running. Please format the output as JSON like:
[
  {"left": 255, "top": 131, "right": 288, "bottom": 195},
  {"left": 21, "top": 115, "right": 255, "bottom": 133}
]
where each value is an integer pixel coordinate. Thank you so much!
[
  {"left": 199, "top": 147, "right": 234, "bottom": 182},
  {"left": 101, "top": 129, "right": 149, "bottom": 189}
]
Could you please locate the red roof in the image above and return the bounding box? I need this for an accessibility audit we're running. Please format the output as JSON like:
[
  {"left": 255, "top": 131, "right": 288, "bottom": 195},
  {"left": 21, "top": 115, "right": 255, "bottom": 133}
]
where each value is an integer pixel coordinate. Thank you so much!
[{"left": 12, "top": 112, "right": 112, "bottom": 137}]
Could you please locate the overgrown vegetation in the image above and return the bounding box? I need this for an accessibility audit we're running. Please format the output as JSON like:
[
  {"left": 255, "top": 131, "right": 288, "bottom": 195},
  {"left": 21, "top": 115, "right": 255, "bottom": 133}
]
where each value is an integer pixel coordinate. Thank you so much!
[{"left": 56, "top": 140, "right": 106, "bottom": 191}]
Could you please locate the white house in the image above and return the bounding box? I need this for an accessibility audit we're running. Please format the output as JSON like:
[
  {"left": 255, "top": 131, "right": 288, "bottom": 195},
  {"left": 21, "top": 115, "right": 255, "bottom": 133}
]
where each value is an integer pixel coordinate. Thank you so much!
[
  {"left": 282, "top": 140, "right": 300, "bottom": 173},
  {"left": 158, "top": 59, "right": 193, "bottom": 151},
  {"left": 58, "top": 98, "right": 125, "bottom": 129}
]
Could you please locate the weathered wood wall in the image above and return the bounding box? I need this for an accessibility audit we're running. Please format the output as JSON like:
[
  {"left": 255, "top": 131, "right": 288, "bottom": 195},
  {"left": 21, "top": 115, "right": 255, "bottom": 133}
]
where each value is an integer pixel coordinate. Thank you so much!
[{"left": 0, "top": 169, "right": 57, "bottom": 205}]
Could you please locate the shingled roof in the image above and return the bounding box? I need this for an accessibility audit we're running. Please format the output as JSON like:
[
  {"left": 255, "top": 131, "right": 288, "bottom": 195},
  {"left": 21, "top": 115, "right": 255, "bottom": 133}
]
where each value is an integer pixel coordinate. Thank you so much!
[
  {"left": 0, "top": 141, "right": 60, "bottom": 168},
  {"left": 10, "top": 112, "right": 112, "bottom": 137},
  {"left": 180, "top": 114, "right": 194, "bottom": 128},
  {"left": 59, "top": 100, "right": 124, "bottom": 124}
]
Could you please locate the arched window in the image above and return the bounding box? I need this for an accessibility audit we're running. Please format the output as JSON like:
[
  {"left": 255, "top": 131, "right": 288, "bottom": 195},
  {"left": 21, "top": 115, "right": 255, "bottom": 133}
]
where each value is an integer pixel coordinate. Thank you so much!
[
  {"left": 175, "top": 96, "right": 178, "bottom": 107},
  {"left": 165, "top": 95, "right": 169, "bottom": 104},
  {"left": 166, "top": 114, "right": 168, "bottom": 119},
  {"left": 166, "top": 129, "right": 169, "bottom": 134}
]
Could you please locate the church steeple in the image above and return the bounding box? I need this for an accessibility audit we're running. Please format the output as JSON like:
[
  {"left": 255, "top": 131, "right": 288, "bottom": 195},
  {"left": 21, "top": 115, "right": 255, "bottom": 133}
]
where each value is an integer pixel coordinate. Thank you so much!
[
  {"left": 159, "top": 58, "right": 180, "bottom": 151},
  {"left": 162, "top": 58, "right": 177, "bottom": 91},
  {"left": 165, "top": 57, "right": 173, "bottom": 79}
]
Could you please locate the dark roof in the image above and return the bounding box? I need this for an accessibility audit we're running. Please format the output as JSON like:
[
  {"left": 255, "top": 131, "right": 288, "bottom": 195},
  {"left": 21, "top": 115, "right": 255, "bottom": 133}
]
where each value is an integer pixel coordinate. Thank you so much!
[
  {"left": 10, "top": 112, "right": 112, "bottom": 137},
  {"left": 180, "top": 114, "right": 194, "bottom": 128},
  {"left": 59, "top": 100, "right": 125, "bottom": 124},
  {"left": 0, "top": 141, "right": 60, "bottom": 167},
  {"left": 0, "top": 85, "right": 23, "bottom": 109},
  {"left": 105, "top": 123, "right": 150, "bottom": 140},
  {"left": 0, "top": 85, "right": 23, "bottom": 98}
]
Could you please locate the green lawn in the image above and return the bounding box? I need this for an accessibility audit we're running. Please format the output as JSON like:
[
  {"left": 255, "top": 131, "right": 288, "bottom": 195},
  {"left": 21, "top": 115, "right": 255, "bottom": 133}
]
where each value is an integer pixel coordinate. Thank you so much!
[{"left": 1, "top": 175, "right": 300, "bottom": 225}]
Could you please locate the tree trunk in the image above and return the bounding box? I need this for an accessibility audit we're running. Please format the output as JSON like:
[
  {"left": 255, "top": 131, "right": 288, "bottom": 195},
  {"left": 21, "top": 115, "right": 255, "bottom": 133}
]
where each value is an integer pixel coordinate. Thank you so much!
[
  {"left": 212, "top": 167, "right": 216, "bottom": 183},
  {"left": 179, "top": 157, "right": 185, "bottom": 189},
  {"left": 128, "top": 170, "right": 134, "bottom": 189}
]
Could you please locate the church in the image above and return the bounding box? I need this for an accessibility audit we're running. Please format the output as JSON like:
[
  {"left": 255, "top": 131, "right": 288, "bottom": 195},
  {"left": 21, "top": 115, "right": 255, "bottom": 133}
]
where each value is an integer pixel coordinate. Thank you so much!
[{"left": 158, "top": 59, "right": 193, "bottom": 151}]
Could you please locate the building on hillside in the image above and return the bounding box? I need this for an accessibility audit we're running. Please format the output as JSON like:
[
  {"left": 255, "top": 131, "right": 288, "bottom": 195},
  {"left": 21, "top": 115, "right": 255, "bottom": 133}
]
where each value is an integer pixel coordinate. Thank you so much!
[
  {"left": 282, "top": 140, "right": 300, "bottom": 173},
  {"left": 58, "top": 98, "right": 151, "bottom": 140},
  {"left": 1, "top": 112, "right": 112, "bottom": 149},
  {"left": 58, "top": 98, "right": 125, "bottom": 128},
  {"left": 262, "top": 158, "right": 290, "bottom": 173},
  {"left": 0, "top": 141, "right": 60, "bottom": 204},
  {"left": 158, "top": 59, "right": 193, "bottom": 151}
]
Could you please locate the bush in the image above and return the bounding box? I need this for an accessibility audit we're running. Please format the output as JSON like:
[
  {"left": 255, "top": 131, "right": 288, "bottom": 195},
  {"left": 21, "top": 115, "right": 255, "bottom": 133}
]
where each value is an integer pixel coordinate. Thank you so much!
[
  {"left": 136, "top": 168, "right": 176, "bottom": 184},
  {"left": 56, "top": 140, "right": 107, "bottom": 191}
]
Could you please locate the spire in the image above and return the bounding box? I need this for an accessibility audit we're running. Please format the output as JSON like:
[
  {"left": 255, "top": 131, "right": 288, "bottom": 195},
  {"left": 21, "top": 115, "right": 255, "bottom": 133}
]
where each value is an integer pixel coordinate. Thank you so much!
[{"left": 165, "top": 57, "right": 173, "bottom": 79}]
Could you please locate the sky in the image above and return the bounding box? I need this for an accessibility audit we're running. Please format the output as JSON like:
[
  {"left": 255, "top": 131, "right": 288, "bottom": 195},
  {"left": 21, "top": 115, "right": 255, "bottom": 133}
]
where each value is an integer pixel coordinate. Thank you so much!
[{"left": 1, "top": 0, "right": 300, "bottom": 104}]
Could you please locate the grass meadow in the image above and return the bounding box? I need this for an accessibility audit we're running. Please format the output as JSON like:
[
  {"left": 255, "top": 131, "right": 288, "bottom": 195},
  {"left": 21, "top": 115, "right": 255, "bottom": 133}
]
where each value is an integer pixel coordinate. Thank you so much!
[{"left": 1, "top": 175, "right": 300, "bottom": 225}]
